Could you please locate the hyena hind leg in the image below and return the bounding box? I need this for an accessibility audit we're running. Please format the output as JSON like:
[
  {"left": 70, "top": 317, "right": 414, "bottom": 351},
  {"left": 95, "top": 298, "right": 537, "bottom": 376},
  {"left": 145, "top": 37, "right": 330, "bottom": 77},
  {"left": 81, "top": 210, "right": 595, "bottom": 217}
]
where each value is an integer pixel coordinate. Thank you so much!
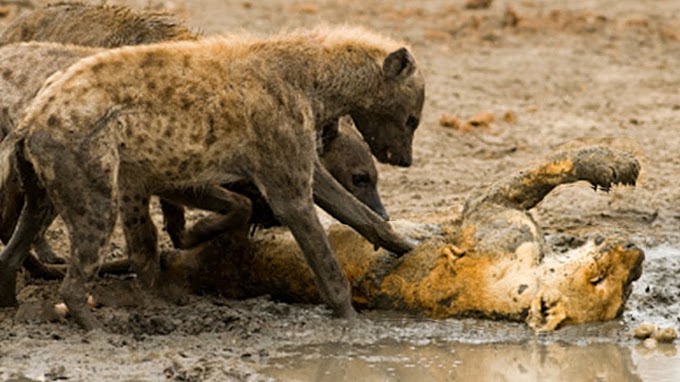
[
  {"left": 58, "top": 187, "right": 117, "bottom": 331},
  {"left": 0, "top": 150, "right": 58, "bottom": 306},
  {"left": 28, "top": 136, "right": 119, "bottom": 330}
]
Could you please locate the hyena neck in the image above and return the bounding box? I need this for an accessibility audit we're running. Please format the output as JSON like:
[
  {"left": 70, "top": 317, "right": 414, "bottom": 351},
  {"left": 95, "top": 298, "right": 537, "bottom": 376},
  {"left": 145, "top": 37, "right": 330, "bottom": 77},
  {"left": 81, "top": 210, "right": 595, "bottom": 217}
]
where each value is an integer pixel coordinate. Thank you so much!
[
  {"left": 310, "top": 50, "right": 384, "bottom": 124},
  {"left": 262, "top": 42, "right": 386, "bottom": 126}
]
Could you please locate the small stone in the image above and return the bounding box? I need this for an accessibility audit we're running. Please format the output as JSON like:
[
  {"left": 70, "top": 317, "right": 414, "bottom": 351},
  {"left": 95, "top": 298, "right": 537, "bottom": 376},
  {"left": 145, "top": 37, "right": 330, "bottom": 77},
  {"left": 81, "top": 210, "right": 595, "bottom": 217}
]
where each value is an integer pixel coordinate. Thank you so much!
[
  {"left": 502, "top": 110, "right": 517, "bottom": 124},
  {"left": 653, "top": 327, "right": 677, "bottom": 343},
  {"left": 467, "top": 112, "right": 495, "bottom": 127},
  {"left": 633, "top": 322, "right": 657, "bottom": 339},
  {"left": 439, "top": 113, "right": 463, "bottom": 129},
  {"left": 54, "top": 303, "right": 69, "bottom": 318}
]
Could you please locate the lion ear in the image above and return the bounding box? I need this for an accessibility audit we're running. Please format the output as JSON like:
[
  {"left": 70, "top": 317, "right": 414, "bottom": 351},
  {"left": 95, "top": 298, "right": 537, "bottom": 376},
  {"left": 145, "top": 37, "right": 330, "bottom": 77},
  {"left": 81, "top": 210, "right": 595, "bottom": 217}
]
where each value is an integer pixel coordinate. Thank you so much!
[{"left": 383, "top": 47, "right": 416, "bottom": 80}]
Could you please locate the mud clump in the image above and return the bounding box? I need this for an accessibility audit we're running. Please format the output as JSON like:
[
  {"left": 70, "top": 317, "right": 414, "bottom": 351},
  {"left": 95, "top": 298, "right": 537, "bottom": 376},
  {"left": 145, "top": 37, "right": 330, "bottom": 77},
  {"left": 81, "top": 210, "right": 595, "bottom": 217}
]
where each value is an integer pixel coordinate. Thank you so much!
[
  {"left": 632, "top": 322, "right": 677, "bottom": 343},
  {"left": 439, "top": 111, "right": 498, "bottom": 131},
  {"left": 633, "top": 322, "right": 657, "bottom": 339},
  {"left": 465, "top": 0, "right": 493, "bottom": 10}
]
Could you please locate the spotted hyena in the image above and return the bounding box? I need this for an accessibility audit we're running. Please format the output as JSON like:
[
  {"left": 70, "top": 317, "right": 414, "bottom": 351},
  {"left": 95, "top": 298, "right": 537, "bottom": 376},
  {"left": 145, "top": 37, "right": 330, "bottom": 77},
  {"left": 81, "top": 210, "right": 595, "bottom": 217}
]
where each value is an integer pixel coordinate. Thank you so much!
[
  {"left": 0, "top": 2, "right": 198, "bottom": 269},
  {"left": 0, "top": 42, "right": 390, "bottom": 305},
  {"left": 0, "top": 26, "right": 424, "bottom": 329},
  {"left": 0, "top": 3, "right": 391, "bottom": 271}
]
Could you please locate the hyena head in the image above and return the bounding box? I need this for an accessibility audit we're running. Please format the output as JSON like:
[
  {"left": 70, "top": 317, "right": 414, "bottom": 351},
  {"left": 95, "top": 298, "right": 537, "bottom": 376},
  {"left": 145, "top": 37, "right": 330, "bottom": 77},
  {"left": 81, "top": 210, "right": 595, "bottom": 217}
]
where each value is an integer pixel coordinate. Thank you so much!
[
  {"left": 351, "top": 47, "right": 425, "bottom": 167},
  {"left": 320, "top": 117, "right": 389, "bottom": 220}
]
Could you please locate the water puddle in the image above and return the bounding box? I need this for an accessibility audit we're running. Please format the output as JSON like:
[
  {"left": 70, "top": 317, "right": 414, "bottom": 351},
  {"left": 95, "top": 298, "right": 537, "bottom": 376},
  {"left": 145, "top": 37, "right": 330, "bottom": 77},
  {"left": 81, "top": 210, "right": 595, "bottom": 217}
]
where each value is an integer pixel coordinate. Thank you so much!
[{"left": 264, "top": 340, "right": 680, "bottom": 382}]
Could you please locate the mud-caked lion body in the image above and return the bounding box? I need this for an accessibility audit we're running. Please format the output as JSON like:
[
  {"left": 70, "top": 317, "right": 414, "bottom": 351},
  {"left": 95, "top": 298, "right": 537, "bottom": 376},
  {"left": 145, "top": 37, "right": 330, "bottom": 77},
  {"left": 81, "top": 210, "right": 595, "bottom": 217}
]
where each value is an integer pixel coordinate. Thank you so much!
[
  {"left": 163, "top": 145, "right": 643, "bottom": 331},
  {"left": 6, "top": 27, "right": 424, "bottom": 328}
]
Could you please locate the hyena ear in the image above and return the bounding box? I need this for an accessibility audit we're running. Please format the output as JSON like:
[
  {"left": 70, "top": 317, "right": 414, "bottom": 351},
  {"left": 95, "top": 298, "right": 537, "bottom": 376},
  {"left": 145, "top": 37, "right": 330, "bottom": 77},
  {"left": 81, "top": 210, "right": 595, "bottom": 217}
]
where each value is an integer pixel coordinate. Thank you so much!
[
  {"left": 321, "top": 119, "right": 339, "bottom": 144},
  {"left": 383, "top": 47, "right": 416, "bottom": 80},
  {"left": 319, "top": 119, "right": 340, "bottom": 155}
]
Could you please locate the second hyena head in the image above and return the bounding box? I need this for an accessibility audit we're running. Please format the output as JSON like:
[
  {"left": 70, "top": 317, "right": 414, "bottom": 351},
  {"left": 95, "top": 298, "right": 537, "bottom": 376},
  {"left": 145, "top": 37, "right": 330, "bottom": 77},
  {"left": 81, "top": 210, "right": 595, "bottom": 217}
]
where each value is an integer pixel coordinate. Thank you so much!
[
  {"left": 350, "top": 47, "right": 425, "bottom": 167},
  {"left": 320, "top": 117, "right": 389, "bottom": 220}
]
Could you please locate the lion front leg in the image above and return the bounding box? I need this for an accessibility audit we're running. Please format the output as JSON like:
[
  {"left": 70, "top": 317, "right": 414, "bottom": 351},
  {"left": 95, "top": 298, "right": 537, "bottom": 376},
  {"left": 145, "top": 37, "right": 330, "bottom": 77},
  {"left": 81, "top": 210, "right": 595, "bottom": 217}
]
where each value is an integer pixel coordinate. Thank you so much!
[{"left": 464, "top": 146, "right": 640, "bottom": 214}]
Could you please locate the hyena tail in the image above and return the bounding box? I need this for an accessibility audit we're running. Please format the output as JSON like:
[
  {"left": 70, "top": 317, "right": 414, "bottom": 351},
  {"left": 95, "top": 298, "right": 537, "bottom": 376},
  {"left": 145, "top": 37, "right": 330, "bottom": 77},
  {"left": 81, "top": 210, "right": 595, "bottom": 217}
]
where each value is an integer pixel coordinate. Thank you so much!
[{"left": 0, "top": 127, "right": 24, "bottom": 195}]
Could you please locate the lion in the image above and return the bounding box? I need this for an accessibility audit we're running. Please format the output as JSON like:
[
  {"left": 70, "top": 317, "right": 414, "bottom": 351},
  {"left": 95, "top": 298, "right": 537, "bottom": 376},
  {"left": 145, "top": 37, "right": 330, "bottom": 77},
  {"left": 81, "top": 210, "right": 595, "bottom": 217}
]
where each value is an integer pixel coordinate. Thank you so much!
[{"left": 159, "top": 145, "right": 643, "bottom": 331}]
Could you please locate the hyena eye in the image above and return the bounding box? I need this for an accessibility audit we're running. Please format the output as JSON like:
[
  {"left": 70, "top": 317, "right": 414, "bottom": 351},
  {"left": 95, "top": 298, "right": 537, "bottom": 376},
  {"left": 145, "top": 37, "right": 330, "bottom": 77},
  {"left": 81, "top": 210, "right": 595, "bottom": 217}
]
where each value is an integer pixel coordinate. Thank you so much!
[
  {"left": 352, "top": 173, "right": 371, "bottom": 187},
  {"left": 406, "top": 115, "right": 419, "bottom": 130}
]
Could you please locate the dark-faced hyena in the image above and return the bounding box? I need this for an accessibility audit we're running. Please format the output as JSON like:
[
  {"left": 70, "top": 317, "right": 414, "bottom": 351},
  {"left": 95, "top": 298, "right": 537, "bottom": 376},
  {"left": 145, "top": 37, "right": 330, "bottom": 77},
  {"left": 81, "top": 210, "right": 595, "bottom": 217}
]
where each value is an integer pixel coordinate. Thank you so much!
[
  {"left": 1, "top": 27, "right": 424, "bottom": 329},
  {"left": 0, "top": 41, "right": 390, "bottom": 305},
  {"left": 162, "top": 116, "right": 389, "bottom": 249}
]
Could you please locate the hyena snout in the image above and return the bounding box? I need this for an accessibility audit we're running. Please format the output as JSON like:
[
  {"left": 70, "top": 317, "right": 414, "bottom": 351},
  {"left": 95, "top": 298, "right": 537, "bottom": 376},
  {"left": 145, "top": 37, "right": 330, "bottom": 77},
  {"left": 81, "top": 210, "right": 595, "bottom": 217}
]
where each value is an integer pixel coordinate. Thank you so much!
[{"left": 351, "top": 114, "right": 416, "bottom": 167}]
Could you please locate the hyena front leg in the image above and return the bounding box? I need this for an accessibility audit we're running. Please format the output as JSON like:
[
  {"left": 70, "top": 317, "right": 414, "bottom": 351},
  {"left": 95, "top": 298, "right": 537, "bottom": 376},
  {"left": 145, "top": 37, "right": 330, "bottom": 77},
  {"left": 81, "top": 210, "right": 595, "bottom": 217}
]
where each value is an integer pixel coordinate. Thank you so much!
[
  {"left": 261, "top": 167, "right": 356, "bottom": 319},
  {"left": 313, "top": 161, "right": 414, "bottom": 255},
  {"left": 0, "top": 150, "right": 57, "bottom": 306},
  {"left": 158, "top": 186, "right": 252, "bottom": 249}
]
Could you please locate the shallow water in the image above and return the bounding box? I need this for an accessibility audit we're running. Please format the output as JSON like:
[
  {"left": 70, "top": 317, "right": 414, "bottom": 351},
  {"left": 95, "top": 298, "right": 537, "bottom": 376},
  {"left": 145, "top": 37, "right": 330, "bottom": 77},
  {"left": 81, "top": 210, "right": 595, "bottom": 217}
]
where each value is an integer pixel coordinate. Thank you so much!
[{"left": 264, "top": 340, "right": 680, "bottom": 382}]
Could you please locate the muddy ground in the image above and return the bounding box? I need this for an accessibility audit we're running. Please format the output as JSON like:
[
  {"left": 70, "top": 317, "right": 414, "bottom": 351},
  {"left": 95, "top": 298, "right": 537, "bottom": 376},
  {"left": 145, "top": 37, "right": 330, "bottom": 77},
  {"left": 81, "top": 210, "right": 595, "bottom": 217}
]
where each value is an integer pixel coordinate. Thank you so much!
[{"left": 1, "top": 0, "right": 680, "bottom": 380}]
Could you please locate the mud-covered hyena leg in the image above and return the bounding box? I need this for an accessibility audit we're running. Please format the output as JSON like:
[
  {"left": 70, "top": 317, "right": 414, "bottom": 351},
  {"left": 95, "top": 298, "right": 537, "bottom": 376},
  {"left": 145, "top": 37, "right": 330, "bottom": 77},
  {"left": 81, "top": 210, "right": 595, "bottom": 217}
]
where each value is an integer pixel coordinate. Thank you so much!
[
  {"left": 158, "top": 186, "right": 252, "bottom": 249},
  {"left": 27, "top": 132, "right": 118, "bottom": 330},
  {"left": 465, "top": 146, "right": 640, "bottom": 213},
  {"left": 313, "top": 161, "right": 414, "bottom": 255},
  {"left": 0, "top": 151, "right": 57, "bottom": 306},
  {"left": 0, "top": 169, "right": 22, "bottom": 244},
  {"left": 22, "top": 253, "right": 66, "bottom": 280},
  {"left": 261, "top": 166, "right": 356, "bottom": 319},
  {"left": 32, "top": 236, "right": 65, "bottom": 265},
  {"left": 118, "top": 180, "right": 160, "bottom": 288},
  {"left": 58, "top": 184, "right": 117, "bottom": 331}
]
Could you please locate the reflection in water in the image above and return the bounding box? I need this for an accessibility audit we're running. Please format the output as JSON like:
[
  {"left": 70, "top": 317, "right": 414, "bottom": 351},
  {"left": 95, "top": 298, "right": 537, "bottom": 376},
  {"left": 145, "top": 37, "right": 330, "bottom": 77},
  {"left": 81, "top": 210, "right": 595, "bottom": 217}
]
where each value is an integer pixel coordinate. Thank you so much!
[{"left": 265, "top": 341, "right": 680, "bottom": 382}]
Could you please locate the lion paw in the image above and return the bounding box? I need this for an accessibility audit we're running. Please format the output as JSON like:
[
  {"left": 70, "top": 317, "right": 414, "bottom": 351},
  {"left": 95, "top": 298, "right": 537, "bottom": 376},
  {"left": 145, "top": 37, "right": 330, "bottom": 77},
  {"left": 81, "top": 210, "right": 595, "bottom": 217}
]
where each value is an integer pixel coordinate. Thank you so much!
[{"left": 573, "top": 147, "right": 640, "bottom": 191}]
